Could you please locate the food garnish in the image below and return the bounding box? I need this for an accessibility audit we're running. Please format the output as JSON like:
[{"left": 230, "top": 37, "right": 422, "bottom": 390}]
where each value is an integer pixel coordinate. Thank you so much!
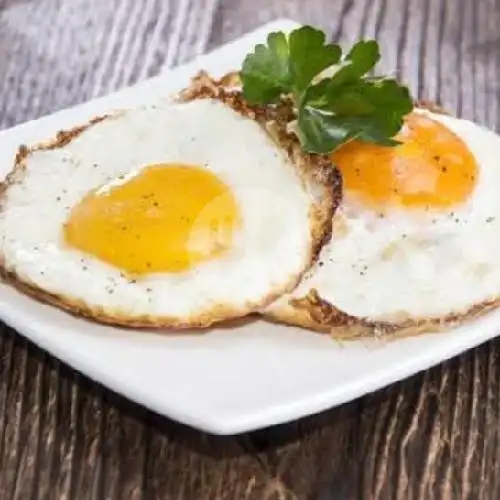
[{"left": 240, "top": 26, "right": 413, "bottom": 154}]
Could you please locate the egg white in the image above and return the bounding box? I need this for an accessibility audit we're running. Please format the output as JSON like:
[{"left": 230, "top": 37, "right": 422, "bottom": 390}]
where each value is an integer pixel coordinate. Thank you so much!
[
  {"left": 266, "top": 110, "right": 500, "bottom": 328},
  {"left": 0, "top": 98, "right": 333, "bottom": 327}
]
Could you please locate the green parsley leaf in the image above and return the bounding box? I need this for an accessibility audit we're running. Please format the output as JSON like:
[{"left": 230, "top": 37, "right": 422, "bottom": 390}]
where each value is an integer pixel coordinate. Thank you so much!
[
  {"left": 240, "top": 25, "right": 414, "bottom": 155},
  {"left": 240, "top": 32, "right": 291, "bottom": 105},
  {"left": 241, "top": 26, "right": 341, "bottom": 105},
  {"left": 297, "top": 107, "right": 353, "bottom": 154},
  {"left": 287, "top": 26, "right": 341, "bottom": 94},
  {"left": 326, "top": 40, "right": 380, "bottom": 90},
  {"left": 299, "top": 77, "right": 413, "bottom": 152}
]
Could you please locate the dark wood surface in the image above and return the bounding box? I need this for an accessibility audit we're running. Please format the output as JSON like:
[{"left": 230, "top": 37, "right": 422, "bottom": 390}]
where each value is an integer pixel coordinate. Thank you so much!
[{"left": 1, "top": 0, "right": 500, "bottom": 498}]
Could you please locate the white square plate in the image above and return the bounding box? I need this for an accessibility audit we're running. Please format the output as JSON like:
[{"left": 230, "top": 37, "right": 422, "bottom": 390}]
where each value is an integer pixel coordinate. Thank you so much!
[{"left": 1, "top": 19, "right": 499, "bottom": 435}]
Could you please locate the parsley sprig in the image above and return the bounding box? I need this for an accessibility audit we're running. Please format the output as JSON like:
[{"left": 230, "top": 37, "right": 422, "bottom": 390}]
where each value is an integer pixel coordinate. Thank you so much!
[{"left": 240, "top": 26, "right": 413, "bottom": 154}]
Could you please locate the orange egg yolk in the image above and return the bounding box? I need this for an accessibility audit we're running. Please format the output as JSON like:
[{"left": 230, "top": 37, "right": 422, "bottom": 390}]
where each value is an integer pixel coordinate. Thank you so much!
[
  {"left": 331, "top": 113, "right": 478, "bottom": 209},
  {"left": 64, "top": 164, "right": 240, "bottom": 275}
]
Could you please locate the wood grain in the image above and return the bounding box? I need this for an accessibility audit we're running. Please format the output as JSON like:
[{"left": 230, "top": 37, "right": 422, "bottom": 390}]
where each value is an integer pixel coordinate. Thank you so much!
[{"left": 2, "top": 0, "right": 500, "bottom": 498}]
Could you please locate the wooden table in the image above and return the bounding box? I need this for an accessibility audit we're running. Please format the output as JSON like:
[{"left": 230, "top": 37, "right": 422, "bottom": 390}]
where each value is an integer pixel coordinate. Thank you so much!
[{"left": 1, "top": 0, "right": 500, "bottom": 498}]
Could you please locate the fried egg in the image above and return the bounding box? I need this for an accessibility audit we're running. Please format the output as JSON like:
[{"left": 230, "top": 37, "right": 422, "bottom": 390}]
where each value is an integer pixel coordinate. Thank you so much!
[
  {"left": 0, "top": 87, "right": 339, "bottom": 328},
  {"left": 265, "top": 107, "right": 500, "bottom": 337}
]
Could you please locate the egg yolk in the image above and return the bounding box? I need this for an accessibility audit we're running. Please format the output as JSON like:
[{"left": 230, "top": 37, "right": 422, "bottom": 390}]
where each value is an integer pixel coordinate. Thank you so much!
[
  {"left": 331, "top": 113, "right": 478, "bottom": 209},
  {"left": 64, "top": 164, "right": 240, "bottom": 275}
]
